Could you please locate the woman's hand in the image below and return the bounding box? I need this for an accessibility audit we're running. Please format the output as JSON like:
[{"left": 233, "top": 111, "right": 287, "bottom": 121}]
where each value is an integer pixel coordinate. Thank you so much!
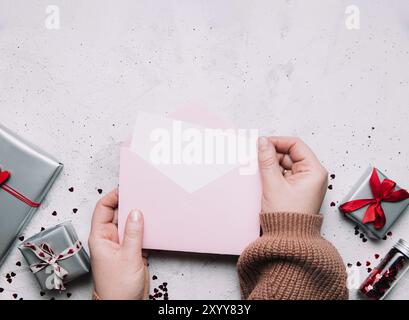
[
  {"left": 258, "top": 136, "right": 328, "bottom": 214},
  {"left": 88, "top": 189, "right": 149, "bottom": 300}
]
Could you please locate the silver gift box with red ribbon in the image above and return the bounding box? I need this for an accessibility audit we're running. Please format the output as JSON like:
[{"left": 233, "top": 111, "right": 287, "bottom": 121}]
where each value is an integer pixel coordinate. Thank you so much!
[
  {"left": 0, "top": 124, "right": 63, "bottom": 266},
  {"left": 19, "top": 221, "right": 90, "bottom": 291},
  {"left": 339, "top": 167, "right": 409, "bottom": 239}
]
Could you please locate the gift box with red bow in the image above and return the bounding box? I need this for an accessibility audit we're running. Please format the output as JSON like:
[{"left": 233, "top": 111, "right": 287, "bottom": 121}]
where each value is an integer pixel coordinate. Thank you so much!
[
  {"left": 0, "top": 124, "right": 63, "bottom": 267},
  {"left": 339, "top": 167, "right": 409, "bottom": 239},
  {"left": 19, "top": 222, "right": 90, "bottom": 291}
]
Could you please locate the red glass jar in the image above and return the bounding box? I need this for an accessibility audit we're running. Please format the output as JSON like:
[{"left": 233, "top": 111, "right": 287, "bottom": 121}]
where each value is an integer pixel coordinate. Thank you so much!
[{"left": 360, "top": 239, "right": 409, "bottom": 300}]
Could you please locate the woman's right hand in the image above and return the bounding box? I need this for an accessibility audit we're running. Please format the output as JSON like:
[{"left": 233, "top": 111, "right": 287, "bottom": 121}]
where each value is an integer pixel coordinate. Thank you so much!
[{"left": 257, "top": 136, "right": 328, "bottom": 214}]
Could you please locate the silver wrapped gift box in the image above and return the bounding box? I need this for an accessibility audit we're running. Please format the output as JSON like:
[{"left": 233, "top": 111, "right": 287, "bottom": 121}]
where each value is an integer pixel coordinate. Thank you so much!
[
  {"left": 19, "top": 221, "right": 90, "bottom": 291},
  {"left": 339, "top": 167, "right": 409, "bottom": 239},
  {"left": 0, "top": 124, "right": 63, "bottom": 266}
]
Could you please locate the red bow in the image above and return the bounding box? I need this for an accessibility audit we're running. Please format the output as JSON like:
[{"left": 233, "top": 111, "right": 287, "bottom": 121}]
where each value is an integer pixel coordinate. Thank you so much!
[
  {"left": 0, "top": 169, "right": 40, "bottom": 207},
  {"left": 340, "top": 169, "right": 409, "bottom": 230}
]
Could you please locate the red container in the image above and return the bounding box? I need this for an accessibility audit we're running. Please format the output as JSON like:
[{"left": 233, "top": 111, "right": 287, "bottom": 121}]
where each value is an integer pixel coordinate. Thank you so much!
[{"left": 360, "top": 239, "right": 409, "bottom": 300}]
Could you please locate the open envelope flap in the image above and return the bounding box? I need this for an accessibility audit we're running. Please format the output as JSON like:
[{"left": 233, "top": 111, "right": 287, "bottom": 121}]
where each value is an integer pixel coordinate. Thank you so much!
[
  {"left": 129, "top": 112, "right": 258, "bottom": 193},
  {"left": 119, "top": 146, "right": 261, "bottom": 255}
]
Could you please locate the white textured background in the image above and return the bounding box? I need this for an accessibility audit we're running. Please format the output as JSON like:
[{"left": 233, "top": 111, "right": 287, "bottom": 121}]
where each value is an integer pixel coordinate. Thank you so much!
[{"left": 1, "top": 0, "right": 409, "bottom": 300}]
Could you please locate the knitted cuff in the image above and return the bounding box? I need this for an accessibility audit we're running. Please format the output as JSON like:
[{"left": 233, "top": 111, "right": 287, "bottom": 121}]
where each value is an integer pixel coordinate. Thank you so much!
[{"left": 260, "top": 212, "right": 323, "bottom": 239}]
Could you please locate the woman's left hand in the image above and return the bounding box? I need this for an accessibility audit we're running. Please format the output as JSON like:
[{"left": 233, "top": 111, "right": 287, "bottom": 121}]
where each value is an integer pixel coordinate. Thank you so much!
[{"left": 88, "top": 189, "right": 149, "bottom": 300}]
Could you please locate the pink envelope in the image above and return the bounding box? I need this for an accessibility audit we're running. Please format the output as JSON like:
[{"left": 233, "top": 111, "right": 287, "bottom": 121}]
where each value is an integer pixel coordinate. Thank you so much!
[{"left": 118, "top": 107, "right": 261, "bottom": 255}]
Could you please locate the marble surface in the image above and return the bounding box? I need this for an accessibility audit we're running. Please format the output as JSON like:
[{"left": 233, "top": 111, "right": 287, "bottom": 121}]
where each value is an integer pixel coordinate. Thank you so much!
[{"left": 1, "top": 0, "right": 409, "bottom": 300}]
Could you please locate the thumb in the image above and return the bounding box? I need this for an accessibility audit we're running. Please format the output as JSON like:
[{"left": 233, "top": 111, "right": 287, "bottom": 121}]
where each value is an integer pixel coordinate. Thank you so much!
[
  {"left": 258, "top": 136, "right": 285, "bottom": 190},
  {"left": 122, "top": 210, "right": 144, "bottom": 262}
]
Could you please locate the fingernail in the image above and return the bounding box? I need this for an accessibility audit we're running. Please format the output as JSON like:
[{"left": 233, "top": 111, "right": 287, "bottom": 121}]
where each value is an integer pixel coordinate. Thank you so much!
[
  {"left": 130, "top": 210, "right": 142, "bottom": 222},
  {"left": 258, "top": 136, "right": 269, "bottom": 150}
]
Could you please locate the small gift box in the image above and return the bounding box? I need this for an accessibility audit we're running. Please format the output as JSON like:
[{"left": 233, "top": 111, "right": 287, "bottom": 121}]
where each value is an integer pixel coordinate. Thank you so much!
[
  {"left": 339, "top": 167, "right": 409, "bottom": 239},
  {"left": 0, "top": 124, "right": 63, "bottom": 266},
  {"left": 19, "top": 221, "right": 90, "bottom": 291}
]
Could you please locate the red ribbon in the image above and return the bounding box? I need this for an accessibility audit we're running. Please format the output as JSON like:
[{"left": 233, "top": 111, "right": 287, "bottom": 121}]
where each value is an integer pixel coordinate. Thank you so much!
[
  {"left": 340, "top": 168, "right": 409, "bottom": 230},
  {"left": 0, "top": 169, "right": 40, "bottom": 208}
]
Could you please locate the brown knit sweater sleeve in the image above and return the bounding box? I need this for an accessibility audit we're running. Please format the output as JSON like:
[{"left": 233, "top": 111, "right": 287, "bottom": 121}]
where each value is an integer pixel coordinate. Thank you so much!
[{"left": 237, "top": 212, "right": 348, "bottom": 300}]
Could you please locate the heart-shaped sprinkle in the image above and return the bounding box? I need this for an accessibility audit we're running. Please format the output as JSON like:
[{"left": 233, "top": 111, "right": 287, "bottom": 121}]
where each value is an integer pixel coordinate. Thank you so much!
[
  {"left": 0, "top": 170, "right": 10, "bottom": 185},
  {"left": 18, "top": 236, "right": 24, "bottom": 241}
]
